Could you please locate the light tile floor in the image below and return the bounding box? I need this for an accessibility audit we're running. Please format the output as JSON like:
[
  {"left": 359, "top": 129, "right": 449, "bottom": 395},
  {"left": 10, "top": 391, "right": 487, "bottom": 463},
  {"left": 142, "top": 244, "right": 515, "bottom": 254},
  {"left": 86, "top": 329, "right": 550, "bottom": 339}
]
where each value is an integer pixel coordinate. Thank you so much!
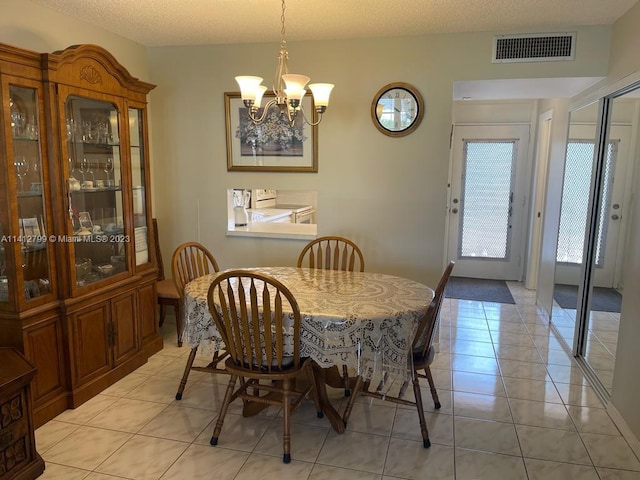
[
  {"left": 35, "top": 282, "right": 640, "bottom": 479},
  {"left": 550, "top": 302, "right": 619, "bottom": 392}
]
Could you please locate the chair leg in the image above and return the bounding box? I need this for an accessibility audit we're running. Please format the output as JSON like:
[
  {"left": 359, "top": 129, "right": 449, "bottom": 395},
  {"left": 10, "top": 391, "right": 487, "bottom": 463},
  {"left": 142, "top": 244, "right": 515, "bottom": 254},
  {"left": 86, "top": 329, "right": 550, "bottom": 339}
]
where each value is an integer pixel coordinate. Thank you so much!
[
  {"left": 412, "top": 375, "right": 431, "bottom": 448},
  {"left": 159, "top": 304, "right": 166, "bottom": 327},
  {"left": 175, "top": 347, "right": 197, "bottom": 400},
  {"left": 342, "top": 375, "right": 363, "bottom": 425},
  {"left": 342, "top": 364, "right": 351, "bottom": 396},
  {"left": 175, "top": 302, "right": 183, "bottom": 347},
  {"left": 424, "top": 367, "right": 441, "bottom": 409},
  {"left": 282, "top": 378, "right": 292, "bottom": 463},
  {"left": 211, "top": 374, "right": 238, "bottom": 446}
]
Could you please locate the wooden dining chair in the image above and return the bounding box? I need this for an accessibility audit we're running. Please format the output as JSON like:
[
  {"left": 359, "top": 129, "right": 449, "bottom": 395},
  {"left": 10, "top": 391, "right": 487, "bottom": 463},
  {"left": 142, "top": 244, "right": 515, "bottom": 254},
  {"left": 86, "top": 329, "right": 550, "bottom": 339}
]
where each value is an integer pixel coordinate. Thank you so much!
[
  {"left": 152, "top": 218, "right": 181, "bottom": 343},
  {"left": 342, "top": 261, "right": 455, "bottom": 448},
  {"left": 207, "top": 270, "right": 322, "bottom": 463},
  {"left": 171, "top": 241, "right": 223, "bottom": 400},
  {"left": 297, "top": 235, "right": 365, "bottom": 272},
  {"left": 297, "top": 235, "right": 365, "bottom": 396}
]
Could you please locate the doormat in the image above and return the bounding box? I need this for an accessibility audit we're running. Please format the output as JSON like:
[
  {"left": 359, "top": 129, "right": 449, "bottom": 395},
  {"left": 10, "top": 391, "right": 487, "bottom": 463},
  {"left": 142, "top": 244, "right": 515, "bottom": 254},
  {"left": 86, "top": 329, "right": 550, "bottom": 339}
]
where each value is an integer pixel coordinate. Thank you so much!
[
  {"left": 553, "top": 284, "right": 622, "bottom": 313},
  {"left": 445, "top": 277, "right": 515, "bottom": 304}
]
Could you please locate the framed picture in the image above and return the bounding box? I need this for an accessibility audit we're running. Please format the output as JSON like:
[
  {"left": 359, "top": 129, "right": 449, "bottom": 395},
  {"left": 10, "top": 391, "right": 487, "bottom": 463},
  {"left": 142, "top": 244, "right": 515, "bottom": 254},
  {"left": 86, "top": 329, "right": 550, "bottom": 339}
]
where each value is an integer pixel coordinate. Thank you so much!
[
  {"left": 21, "top": 217, "right": 41, "bottom": 237},
  {"left": 78, "top": 211, "right": 93, "bottom": 229},
  {"left": 225, "top": 91, "right": 318, "bottom": 172}
]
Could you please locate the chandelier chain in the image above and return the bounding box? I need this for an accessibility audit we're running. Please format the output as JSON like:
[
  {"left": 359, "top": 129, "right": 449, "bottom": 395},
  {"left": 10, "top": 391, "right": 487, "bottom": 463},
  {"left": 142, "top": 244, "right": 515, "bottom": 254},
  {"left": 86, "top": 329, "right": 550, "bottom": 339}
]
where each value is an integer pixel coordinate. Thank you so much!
[
  {"left": 280, "top": 0, "right": 287, "bottom": 49},
  {"left": 235, "top": 0, "right": 332, "bottom": 127}
]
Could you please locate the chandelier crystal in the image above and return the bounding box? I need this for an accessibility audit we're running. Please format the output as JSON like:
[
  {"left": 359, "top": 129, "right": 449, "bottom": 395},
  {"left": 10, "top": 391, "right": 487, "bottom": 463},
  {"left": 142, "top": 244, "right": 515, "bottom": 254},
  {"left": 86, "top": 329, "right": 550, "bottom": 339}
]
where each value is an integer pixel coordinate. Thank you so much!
[{"left": 235, "top": 0, "right": 334, "bottom": 127}]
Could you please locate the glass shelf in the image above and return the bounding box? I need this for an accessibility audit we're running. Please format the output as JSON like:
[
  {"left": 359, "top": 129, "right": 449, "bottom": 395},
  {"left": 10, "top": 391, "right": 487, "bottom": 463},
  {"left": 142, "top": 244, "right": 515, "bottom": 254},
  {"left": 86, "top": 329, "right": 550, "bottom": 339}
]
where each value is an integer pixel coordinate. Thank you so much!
[
  {"left": 70, "top": 187, "right": 122, "bottom": 194},
  {"left": 17, "top": 191, "right": 44, "bottom": 198}
]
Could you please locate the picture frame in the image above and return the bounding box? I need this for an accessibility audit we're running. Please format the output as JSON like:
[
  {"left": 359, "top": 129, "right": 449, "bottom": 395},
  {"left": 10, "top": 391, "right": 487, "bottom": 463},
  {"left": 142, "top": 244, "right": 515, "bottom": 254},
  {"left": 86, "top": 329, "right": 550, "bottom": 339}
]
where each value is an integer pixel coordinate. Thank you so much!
[
  {"left": 225, "top": 91, "right": 318, "bottom": 172},
  {"left": 21, "top": 217, "right": 41, "bottom": 237},
  {"left": 78, "top": 211, "right": 93, "bottom": 229}
]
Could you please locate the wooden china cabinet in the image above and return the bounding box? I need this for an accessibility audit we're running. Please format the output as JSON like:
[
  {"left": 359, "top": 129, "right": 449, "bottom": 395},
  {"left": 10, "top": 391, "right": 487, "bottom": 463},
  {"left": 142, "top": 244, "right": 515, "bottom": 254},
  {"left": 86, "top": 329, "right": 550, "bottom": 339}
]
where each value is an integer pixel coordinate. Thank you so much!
[{"left": 0, "top": 42, "right": 161, "bottom": 427}]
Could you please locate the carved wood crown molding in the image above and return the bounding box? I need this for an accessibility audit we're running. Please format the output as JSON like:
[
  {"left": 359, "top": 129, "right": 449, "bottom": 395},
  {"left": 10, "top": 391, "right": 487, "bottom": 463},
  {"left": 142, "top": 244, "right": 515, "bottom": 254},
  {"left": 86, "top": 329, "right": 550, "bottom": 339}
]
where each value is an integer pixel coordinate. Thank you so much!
[{"left": 80, "top": 65, "right": 103, "bottom": 85}]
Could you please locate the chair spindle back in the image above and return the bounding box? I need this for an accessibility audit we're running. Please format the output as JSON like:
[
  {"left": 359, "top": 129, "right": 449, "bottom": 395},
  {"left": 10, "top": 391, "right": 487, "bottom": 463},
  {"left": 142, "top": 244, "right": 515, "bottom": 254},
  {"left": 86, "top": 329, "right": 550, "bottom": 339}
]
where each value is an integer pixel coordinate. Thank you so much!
[
  {"left": 413, "top": 261, "right": 455, "bottom": 358},
  {"left": 297, "top": 236, "right": 365, "bottom": 272},
  {"left": 172, "top": 242, "right": 220, "bottom": 298},
  {"left": 207, "top": 271, "right": 302, "bottom": 373}
]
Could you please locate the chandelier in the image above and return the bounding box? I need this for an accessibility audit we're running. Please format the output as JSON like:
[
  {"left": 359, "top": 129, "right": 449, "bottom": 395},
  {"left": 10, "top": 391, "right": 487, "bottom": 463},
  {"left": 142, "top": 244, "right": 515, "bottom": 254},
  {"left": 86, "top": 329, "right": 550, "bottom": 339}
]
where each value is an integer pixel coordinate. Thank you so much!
[{"left": 235, "top": 0, "right": 334, "bottom": 127}]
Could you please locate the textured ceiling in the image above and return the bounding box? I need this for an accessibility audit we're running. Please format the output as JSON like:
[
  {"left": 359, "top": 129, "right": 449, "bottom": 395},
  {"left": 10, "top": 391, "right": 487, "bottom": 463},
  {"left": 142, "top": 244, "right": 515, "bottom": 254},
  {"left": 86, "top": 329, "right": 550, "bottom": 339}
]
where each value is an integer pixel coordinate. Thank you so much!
[{"left": 28, "top": 0, "right": 639, "bottom": 47}]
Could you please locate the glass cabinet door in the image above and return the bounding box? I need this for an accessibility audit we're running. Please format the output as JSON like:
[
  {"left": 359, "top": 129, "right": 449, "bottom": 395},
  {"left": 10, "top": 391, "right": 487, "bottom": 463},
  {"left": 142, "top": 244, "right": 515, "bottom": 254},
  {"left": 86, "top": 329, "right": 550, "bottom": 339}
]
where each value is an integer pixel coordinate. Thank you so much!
[
  {"left": 65, "top": 95, "right": 126, "bottom": 288},
  {"left": 5, "top": 84, "right": 52, "bottom": 303},
  {"left": 129, "top": 107, "right": 150, "bottom": 267}
]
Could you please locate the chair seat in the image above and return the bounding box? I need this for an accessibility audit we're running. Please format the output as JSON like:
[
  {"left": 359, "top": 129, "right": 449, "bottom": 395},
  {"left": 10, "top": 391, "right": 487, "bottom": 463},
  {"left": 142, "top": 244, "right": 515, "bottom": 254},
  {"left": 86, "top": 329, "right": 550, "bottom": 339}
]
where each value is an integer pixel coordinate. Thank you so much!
[
  {"left": 413, "top": 345, "right": 436, "bottom": 370},
  {"left": 157, "top": 279, "right": 180, "bottom": 299},
  {"left": 228, "top": 356, "right": 299, "bottom": 377}
]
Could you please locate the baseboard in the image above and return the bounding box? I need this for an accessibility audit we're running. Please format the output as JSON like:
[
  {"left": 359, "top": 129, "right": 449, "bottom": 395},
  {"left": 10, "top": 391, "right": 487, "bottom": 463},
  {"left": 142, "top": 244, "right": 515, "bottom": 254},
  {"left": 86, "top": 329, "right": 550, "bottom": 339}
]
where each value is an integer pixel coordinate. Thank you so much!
[{"left": 607, "top": 402, "right": 640, "bottom": 460}]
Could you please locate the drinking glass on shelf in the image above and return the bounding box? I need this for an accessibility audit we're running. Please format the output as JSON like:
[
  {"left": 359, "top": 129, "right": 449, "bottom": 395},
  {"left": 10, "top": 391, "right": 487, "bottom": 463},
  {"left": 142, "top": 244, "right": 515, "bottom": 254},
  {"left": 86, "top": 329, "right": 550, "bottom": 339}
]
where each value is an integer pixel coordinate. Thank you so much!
[
  {"left": 81, "top": 121, "right": 93, "bottom": 143},
  {"left": 96, "top": 121, "right": 110, "bottom": 144},
  {"left": 68, "top": 157, "right": 76, "bottom": 176},
  {"left": 14, "top": 156, "right": 29, "bottom": 192},
  {"left": 103, "top": 157, "right": 114, "bottom": 186},
  {"left": 79, "top": 157, "right": 87, "bottom": 182},
  {"left": 65, "top": 118, "right": 75, "bottom": 141},
  {"left": 87, "top": 159, "right": 96, "bottom": 183},
  {"left": 26, "top": 115, "right": 38, "bottom": 140},
  {"left": 30, "top": 156, "right": 40, "bottom": 182},
  {"left": 10, "top": 111, "right": 25, "bottom": 137}
]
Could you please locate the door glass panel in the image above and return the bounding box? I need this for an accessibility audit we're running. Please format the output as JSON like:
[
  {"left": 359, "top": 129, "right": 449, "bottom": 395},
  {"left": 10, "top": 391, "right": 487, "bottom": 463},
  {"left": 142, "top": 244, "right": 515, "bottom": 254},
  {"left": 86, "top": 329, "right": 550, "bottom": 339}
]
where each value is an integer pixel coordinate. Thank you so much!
[
  {"left": 557, "top": 140, "right": 618, "bottom": 266},
  {"left": 459, "top": 140, "right": 515, "bottom": 259},
  {"left": 11, "top": 85, "right": 51, "bottom": 300},
  {"left": 66, "top": 96, "right": 125, "bottom": 287},
  {"left": 129, "top": 108, "right": 149, "bottom": 266}
]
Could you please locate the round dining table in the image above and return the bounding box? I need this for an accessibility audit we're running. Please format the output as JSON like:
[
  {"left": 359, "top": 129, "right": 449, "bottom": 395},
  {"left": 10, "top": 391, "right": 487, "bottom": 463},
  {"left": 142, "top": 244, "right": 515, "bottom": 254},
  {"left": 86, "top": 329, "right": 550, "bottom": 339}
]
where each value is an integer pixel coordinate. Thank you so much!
[{"left": 183, "top": 266, "right": 434, "bottom": 431}]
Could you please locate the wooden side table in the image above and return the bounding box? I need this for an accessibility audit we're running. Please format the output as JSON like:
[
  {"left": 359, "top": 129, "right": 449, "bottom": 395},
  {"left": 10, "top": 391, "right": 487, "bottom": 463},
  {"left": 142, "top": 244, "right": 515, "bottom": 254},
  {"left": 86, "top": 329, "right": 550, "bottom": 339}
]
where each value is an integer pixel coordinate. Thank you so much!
[{"left": 0, "top": 348, "right": 44, "bottom": 480}]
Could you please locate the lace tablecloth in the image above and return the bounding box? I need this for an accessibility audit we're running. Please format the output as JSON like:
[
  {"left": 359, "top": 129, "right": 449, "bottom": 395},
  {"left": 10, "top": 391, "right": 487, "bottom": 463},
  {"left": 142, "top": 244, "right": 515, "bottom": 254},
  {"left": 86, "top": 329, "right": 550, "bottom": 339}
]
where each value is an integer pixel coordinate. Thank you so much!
[{"left": 183, "top": 267, "right": 433, "bottom": 388}]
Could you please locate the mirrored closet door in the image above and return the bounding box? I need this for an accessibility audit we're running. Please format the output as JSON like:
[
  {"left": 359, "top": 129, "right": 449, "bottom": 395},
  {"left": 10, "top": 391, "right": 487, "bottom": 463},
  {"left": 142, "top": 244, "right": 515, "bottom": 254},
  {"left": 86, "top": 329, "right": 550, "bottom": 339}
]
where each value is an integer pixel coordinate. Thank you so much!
[{"left": 552, "top": 81, "right": 640, "bottom": 397}]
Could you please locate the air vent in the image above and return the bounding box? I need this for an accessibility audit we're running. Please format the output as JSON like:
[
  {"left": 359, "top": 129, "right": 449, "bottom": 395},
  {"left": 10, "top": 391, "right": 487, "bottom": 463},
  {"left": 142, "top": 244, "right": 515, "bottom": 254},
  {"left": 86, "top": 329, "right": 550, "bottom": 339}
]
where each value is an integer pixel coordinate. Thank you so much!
[{"left": 492, "top": 33, "right": 576, "bottom": 63}]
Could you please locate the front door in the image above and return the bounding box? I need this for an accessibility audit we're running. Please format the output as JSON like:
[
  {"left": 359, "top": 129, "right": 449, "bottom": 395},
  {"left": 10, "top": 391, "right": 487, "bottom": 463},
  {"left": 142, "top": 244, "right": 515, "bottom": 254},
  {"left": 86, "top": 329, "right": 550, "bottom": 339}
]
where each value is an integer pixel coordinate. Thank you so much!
[{"left": 447, "top": 125, "right": 530, "bottom": 280}]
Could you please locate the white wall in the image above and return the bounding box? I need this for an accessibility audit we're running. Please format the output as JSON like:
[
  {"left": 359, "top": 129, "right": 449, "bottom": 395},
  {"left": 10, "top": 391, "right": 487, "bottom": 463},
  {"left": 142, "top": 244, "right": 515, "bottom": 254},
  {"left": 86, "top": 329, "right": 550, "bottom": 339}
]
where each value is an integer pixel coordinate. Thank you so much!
[{"left": 148, "top": 28, "right": 611, "bottom": 286}]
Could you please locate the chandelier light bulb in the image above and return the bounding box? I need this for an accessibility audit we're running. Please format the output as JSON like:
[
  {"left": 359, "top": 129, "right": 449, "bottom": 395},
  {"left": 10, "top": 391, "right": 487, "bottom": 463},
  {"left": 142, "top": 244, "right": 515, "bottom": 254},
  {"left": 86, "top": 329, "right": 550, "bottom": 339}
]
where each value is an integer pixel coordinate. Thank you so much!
[
  {"left": 308, "top": 83, "right": 334, "bottom": 108},
  {"left": 254, "top": 86, "right": 268, "bottom": 108},
  {"left": 235, "top": 76, "right": 264, "bottom": 102}
]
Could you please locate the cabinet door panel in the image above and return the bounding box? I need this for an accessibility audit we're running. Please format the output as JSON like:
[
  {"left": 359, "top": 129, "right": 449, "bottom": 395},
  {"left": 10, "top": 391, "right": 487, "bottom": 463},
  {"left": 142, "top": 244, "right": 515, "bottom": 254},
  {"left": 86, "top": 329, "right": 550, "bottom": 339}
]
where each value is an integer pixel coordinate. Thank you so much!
[
  {"left": 111, "top": 292, "right": 138, "bottom": 365},
  {"left": 71, "top": 305, "right": 110, "bottom": 384},
  {"left": 138, "top": 283, "right": 157, "bottom": 343},
  {"left": 24, "top": 317, "right": 65, "bottom": 402}
]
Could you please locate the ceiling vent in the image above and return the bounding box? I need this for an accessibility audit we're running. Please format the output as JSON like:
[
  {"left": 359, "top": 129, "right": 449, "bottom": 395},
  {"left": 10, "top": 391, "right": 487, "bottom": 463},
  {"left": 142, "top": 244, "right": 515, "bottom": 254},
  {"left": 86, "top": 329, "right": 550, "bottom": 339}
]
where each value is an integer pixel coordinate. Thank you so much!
[{"left": 492, "top": 32, "right": 576, "bottom": 63}]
